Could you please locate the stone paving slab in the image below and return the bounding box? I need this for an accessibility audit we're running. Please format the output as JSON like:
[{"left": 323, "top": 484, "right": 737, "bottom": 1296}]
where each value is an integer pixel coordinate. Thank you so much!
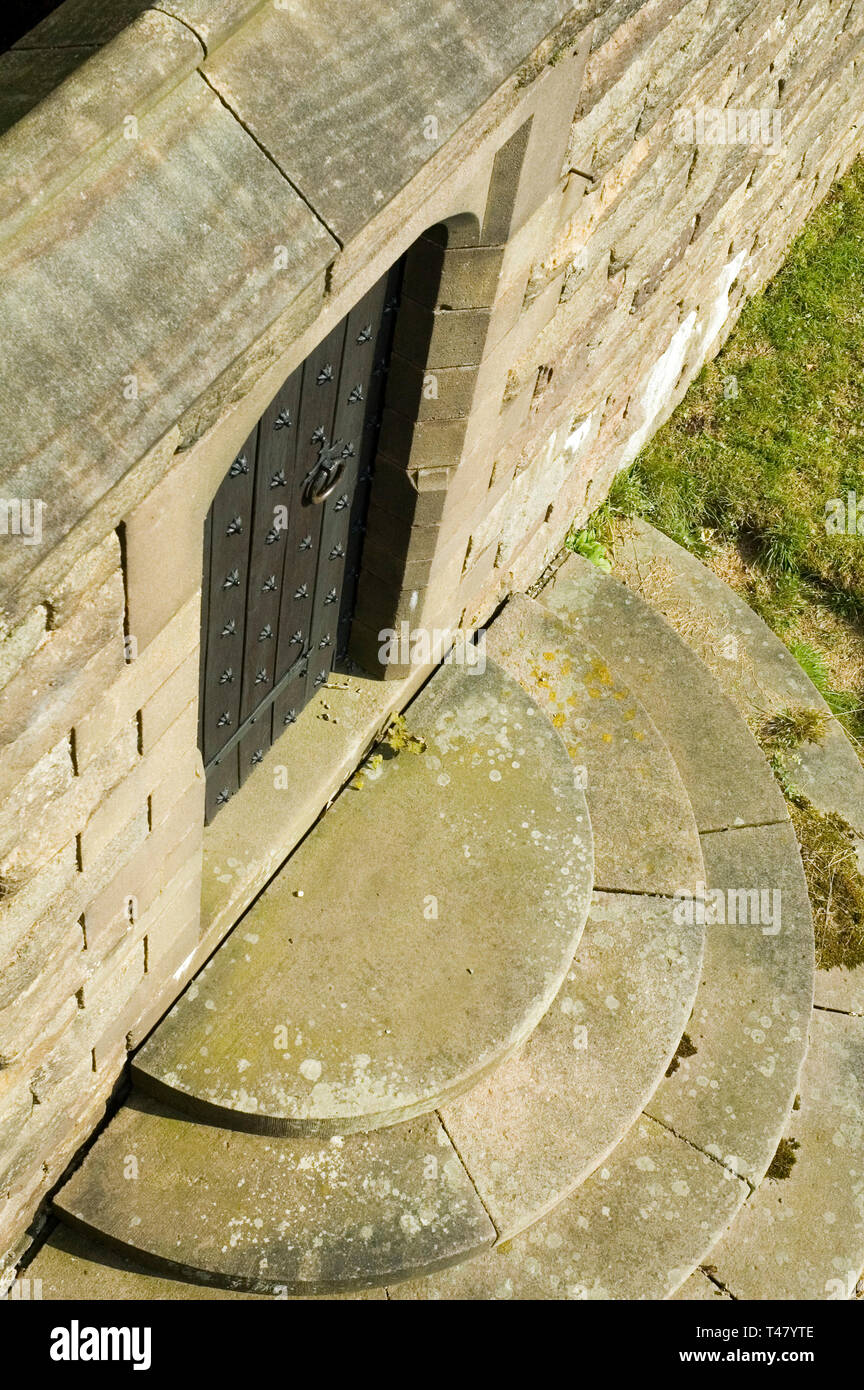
[
  {"left": 703, "top": 1008, "right": 864, "bottom": 1300},
  {"left": 17, "top": 1225, "right": 383, "bottom": 1301},
  {"left": 541, "top": 556, "right": 789, "bottom": 832},
  {"left": 614, "top": 518, "right": 864, "bottom": 837},
  {"left": 389, "top": 1115, "right": 746, "bottom": 1299},
  {"left": 53, "top": 1092, "right": 494, "bottom": 1294},
  {"left": 440, "top": 890, "right": 704, "bottom": 1240},
  {"left": 487, "top": 594, "right": 704, "bottom": 895},
  {"left": 815, "top": 966, "right": 864, "bottom": 1017},
  {"left": 645, "top": 823, "right": 814, "bottom": 1186},
  {"left": 135, "top": 659, "right": 592, "bottom": 1134}
]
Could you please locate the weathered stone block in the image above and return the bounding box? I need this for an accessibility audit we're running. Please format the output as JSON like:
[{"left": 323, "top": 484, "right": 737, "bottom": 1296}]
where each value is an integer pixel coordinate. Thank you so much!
[
  {"left": 0, "top": 603, "right": 47, "bottom": 692},
  {"left": 378, "top": 411, "right": 468, "bottom": 471},
  {"left": 140, "top": 647, "right": 198, "bottom": 754},
  {"left": 0, "top": 580, "right": 125, "bottom": 800},
  {"left": 394, "top": 299, "right": 492, "bottom": 369},
  {"left": 386, "top": 355, "right": 480, "bottom": 423},
  {"left": 73, "top": 590, "right": 200, "bottom": 772},
  {"left": 404, "top": 241, "right": 504, "bottom": 309}
]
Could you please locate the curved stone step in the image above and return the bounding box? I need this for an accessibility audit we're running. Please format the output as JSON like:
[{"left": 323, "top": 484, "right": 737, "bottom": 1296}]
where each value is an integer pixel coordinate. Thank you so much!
[
  {"left": 609, "top": 524, "right": 864, "bottom": 1303},
  {"left": 53, "top": 1092, "right": 494, "bottom": 1295},
  {"left": 430, "top": 596, "right": 706, "bottom": 1239},
  {"left": 395, "top": 562, "right": 815, "bottom": 1298},
  {"left": 13, "top": 1225, "right": 384, "bottom": 1301},
  {"left": 132, "top": 658, "right": 593, "bottom": 1136},
  {"left": 611, "top": 516, "right": 864, "bottom": 1018},
  {"left": 389, "top": 1113, "right": 747, "bottom": 1300},
  {"left": 439, "top": 889, "right": 705, "bottom": 1242},
  {"left": 676, "top": 1007, "right": 864, "bottom": 1301},
  {"left": 487, "top": 595, "right": 704, "bottom": 896},
  {"left": 613, "top": 517, "right": 864, "bottom": 838},
  {"left": 542, "top": 556, "right": 814, "bottom": 1185},
  {"left": 541, "top": 554, "right": 790, "bottom": 833}
]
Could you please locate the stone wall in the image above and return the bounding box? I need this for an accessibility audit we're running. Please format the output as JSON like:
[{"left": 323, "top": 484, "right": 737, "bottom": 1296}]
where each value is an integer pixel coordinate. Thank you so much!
[
  {"left": 1, "top": 0, "right": 862, "bottom": 1273},
  {"left": 429, "top": 0, "right": 864, "bottom": 626}
]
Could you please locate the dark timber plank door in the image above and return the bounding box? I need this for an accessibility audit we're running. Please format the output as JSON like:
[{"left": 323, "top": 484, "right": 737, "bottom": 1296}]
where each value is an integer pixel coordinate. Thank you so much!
[{"left": 200, "top": 258, "right": 403, "bottom": 822}]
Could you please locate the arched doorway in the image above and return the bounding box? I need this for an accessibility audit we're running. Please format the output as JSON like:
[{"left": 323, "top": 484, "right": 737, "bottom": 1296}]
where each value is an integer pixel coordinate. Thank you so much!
[{"left": 198, "top": 258, "right": 404, "bottom": 821}]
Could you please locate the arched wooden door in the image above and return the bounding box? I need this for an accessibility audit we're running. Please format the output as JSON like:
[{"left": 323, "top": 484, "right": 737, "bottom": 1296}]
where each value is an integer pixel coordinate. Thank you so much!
[{"left": 199, "top": 259, "right": 403, "bottom": 821}]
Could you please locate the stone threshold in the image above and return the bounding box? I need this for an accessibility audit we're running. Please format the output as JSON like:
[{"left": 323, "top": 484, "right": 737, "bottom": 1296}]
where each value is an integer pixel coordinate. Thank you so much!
[{"left": 196, "top": 658, "right": 431, "bottom": 976}]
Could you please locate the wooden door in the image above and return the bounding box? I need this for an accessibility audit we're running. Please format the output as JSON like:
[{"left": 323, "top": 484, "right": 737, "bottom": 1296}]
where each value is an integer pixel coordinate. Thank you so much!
[{"left": 199, "top": 260, "right": 402, "bottom": 821}]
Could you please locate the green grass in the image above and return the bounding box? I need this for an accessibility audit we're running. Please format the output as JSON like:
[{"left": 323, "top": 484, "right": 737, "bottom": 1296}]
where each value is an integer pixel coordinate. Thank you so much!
[
  {"left": 607, "top": 159, "right": 864, "bottom": 744},
  {"left": 610, "top": 162, "right": 864, "bottom": 600}
]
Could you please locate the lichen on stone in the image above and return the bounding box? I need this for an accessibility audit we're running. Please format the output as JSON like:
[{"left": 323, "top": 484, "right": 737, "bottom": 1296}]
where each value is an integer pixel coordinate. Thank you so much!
[{"left": 381, "top": 714, "right": 426, "bottom": 757}]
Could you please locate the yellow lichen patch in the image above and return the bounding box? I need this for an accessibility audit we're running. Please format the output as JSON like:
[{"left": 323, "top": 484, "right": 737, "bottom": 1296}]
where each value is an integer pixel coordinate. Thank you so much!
[
  {"left": 529, "top": 661, "right": 552, "bottom": 689},
  {"left": 350, "top": 752, "right": 383, "bottom": 791},
  {"left": 623, "top": 708, "right": 637, "bottom": 721},
  {"left": 382, "top": 714, "right": 426, "bottom": 756},
  {"left": 601, "top": 732, "right": 613, "bottom": 743},
  {"left": 586, "top": 657, "right": 616, "bottom": 687},
  {"left": 552, "top": 713, "right": 566, "bottom": 728}
]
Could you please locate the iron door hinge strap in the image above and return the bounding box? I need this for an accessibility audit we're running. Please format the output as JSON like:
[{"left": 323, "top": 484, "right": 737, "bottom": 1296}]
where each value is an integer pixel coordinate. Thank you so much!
[{"left": 205, "top": 649, "right": 310, "bottom": 772}]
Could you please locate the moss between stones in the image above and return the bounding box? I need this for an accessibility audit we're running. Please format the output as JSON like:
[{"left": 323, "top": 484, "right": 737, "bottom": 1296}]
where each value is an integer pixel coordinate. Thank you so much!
[
  {"left": 788, "top": 796, "right": 864, "bottom": 972},
  {"left": 761, "top": 706, "right": 830, "bottom": 751},
  {"left": 755, "top": 707, "right": 864, "bottom": 969},
  {"left": 766, "top": 1136, "right": 800, "bottom": 1181},
  {"left": 665, "top": 1030, "right": 698, "bottom": 1077}
]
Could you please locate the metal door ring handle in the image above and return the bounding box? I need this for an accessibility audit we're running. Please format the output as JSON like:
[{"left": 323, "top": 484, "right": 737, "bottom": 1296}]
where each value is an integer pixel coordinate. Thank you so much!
[{"left": 306, "top": 458, "right": 345, "bottom": 505}]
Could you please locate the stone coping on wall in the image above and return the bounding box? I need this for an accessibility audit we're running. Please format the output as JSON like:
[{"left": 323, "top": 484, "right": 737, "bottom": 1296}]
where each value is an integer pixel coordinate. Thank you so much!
[{"left": 0, "top": 0, "right": 600, "bottom": 628}]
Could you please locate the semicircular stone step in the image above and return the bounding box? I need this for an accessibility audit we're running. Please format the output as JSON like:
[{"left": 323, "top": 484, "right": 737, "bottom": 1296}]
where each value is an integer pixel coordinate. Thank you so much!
[
  {"left": 539, "top": 557, "right": 814, "bottom": 1190},
  {"left": 424, "top": 595, "right": 706, "bottom": 1240},
  {"left": 380, "top": 559, "right": 804, "bottom": 1298},
  {"left": 52, "top": 1092, "right": 495, "bottom": 1295},
  {"left": 133, "top": 658, "right": 593, "bottom": 1136},
  {"left": 486, "top": 594, "right": 704, "bottom": 896},
  {"left": 17, "top": 1225, "right": 387, "bottom": 1301},
  {"left": 392, "top": 574, "right": 817, "bottom": 1300}
]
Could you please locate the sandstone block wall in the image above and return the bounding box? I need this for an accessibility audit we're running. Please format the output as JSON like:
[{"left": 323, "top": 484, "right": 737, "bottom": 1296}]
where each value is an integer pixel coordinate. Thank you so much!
[{"left": 445, "top": 0, "right": 864, "bottom": 625}]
